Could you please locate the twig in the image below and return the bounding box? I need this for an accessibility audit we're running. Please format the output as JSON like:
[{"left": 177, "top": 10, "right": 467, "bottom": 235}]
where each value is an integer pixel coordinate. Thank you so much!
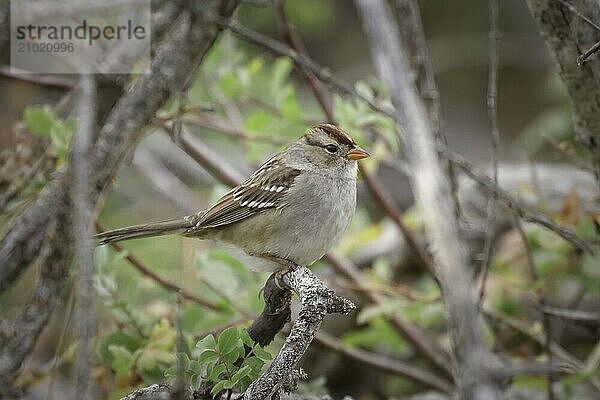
[
  {"left": 227, "top": 20, "right": 595, "bottom": 254},
  {"left": 272, "top": 0, "right": 335, "bottom": 122},
  {"left": 539, "top": 305, "right": 600, "bottom": 325},
  {"left": 165, "top": 124, "right": 245, "bottom": 188},
  {"left": 446, "top": 149, "right": 595, "bottom": 253},
  {"left": 179, "top": 114, "right": 287, "bottom": 145},
  {"left": 325, "top": 252, "right": 453, "bottom": 379},
  {"left": 244, "top": 267, "right": 355, "bottom": 399},
  {"left": 0, "top": 149, "right": 52, "bottom": 213},
  {"left": 555, "top": 0, "right": 600, "bottom": 31},
  {"left": 358, "top": 164, "right": 438, "bottom": 280},
  {"left": 483, "top": 306, "right": 600, "bottom": 393},
  {"left": 355, "top": 1, "right": 505, "bottom": 398},
  {"left": 313, "top": 331, "right": 453, "bottom": 393},
  {"left": 578, "top": 40, "right": 600, "bottom": 65},
  {"left": 72, "top": 72, "right": 97, "bottom": 399},
  {"left": 0, "top": 65, "right": 76, "bottom": 90},
  {"left": 95, "top": 223, "right": 221, "bottom": 312},
  {"left": 478, "top": 0, "right": 501, "bottom": 305},
  {"left": 510, "top": 209, "right": 554, "bottom": 399}
]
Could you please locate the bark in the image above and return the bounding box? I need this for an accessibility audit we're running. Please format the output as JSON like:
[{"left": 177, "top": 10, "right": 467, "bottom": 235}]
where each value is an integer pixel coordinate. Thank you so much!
[{"left": 525, "top": 0, "right": 600, "bottom": 182}]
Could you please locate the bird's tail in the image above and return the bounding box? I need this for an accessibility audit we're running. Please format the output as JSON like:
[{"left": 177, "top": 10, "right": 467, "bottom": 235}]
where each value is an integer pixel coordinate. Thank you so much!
[{"left": 95, "top": 217, "right": 193, "bottom": 245}]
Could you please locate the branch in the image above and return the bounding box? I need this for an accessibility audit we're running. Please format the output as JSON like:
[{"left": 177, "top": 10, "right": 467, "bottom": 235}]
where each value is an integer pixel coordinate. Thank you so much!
[
  {"left": 0, "top": 1, "right": 240, "bottom": 393},
  {"left": 95, "top": 223, "right": 221, "bottom": 312},
  {"left": 525, "top": 0, "right": 600, "bottom": 181},
  {"left": 247, "top": 273, "right": 292, "bottom": 347},
  {"left": 313, "top": 331, "right": 453, "bottom": 393},
  {"left": 72, "top": 73, "right": 97, "bottom": 398},
  {"left": 355, "top": 1, "right": 505, "bottom": 398},
  {"left": 244, "top": 267, "right": 355, "bottom": 400}
]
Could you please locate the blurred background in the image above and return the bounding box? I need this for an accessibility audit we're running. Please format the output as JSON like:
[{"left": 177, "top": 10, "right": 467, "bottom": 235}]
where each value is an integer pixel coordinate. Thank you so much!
[{"left": 1, "top": 1, "right": 598, "bottom": 399}]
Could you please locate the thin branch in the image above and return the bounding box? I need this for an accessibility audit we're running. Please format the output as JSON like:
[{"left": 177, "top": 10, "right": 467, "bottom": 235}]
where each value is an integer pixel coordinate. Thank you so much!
[
  {"left": 446, "top": 150, "right": 594, "bottom": 253},
  {"left": 313, "top": 331, "right": 453, "bottom": 393},
  {"left": 72, "top": 72, "right": 97, "bottom": 399},
  {"left": 478, "top": 0, "right": 501, "bottom": 305},
  {"left": 95, "top": 223, "right": 221, "bottom": 312},
  {"left": 0, "top": 149, "right": 52, "bottom": 213},
  {"left": 578, "top": 40, "right": 600, "bottom": 65},
  {"left": 272, "top": 0, "right": 335, "bottom": 122},
  {"left": 555, "top": 0, "right": 600, "bottom": 31},
  {"left": 510, "top": 209, "right": 554, "bottom": 399},
  {"left": 0, "top": 66, "right": 77, "bottom": 89},
  {"left": 325, "top": 252, "right": 453, "bottom": 379},
  {"left": 482, "top": 306, "right": 600, "bottom": 393},
  {"left": 539, "top": 305, "right": 600, "bottom": 325},
  {"left": 166, "top": 124, "right": 245, "bottom": 187},
  {"left": 358, "top": 164, "right": 437, "bottom": 279}
]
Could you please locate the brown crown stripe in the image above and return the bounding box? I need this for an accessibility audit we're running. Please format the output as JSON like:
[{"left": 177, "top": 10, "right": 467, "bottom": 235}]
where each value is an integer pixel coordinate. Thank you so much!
[{"left": 313, "top": 123, "right": 356, "bottom": 146}]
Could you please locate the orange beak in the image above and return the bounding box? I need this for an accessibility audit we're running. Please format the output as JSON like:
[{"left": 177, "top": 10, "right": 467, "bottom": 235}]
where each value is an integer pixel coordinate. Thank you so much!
[{"left": 345, "top": 147, "right": 370, "bottom": 160}]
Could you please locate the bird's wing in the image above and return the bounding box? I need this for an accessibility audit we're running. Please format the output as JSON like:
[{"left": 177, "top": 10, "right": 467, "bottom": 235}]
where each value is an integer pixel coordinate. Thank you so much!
[{"left": 185, "top": 156, "right": 301, "bottom": 232}]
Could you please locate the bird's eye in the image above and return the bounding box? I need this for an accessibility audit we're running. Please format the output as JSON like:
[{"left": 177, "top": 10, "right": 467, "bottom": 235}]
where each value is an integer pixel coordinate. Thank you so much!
[{"left": 324, "top": 144, "right": 339, "bottom": 154}]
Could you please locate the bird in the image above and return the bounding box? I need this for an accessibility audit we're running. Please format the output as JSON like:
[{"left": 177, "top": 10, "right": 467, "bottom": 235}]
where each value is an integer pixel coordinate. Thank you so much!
[{"left": 96, "top": 123, "right": 369, "bottom": 272}]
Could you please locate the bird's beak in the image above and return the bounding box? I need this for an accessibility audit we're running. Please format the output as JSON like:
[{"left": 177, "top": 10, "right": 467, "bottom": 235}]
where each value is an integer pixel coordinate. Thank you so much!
[{"left": 345, "top": 147, "right": 370, "bottom": 160}]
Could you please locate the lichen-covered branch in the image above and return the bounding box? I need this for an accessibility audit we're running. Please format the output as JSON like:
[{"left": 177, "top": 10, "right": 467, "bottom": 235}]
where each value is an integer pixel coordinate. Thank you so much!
[
  {"left": 244, "top": 267, "right": 355, "bottom": 400},
  {"left": 525, "top": 0, "right": 600, "bottom": 181}
]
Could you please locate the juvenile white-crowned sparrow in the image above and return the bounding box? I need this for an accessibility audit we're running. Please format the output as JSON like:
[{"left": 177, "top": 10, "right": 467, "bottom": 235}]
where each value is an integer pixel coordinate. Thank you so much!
[{"left": 96, "top": 123, "right": 369, "bottom": 272}]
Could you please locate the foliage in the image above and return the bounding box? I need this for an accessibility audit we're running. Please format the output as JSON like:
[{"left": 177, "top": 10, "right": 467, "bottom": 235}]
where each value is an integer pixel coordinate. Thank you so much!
[{"left": 165, "top": 327, "right": 272, "bottom": 396}]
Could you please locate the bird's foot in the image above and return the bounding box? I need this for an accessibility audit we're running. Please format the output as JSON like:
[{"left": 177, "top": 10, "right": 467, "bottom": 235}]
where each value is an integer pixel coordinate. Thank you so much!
[{"left": 257, "top": 254, "right": 299, "bottom": 290}]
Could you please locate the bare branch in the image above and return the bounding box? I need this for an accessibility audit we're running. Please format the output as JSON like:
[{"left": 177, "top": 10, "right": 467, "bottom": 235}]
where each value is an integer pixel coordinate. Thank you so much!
[
  {"left": 525, "top": 0, "right": 600, "bottom": 181},
  {"left": 72, "top": 72, "right": 97, "bottom": 398},
  {"left": 355, "top": 1, "right": 505, "bottom": 398},
  {"left": 478, "top": 0, "right": 501, "bottom": 305},
  {"left": 313, "top": 331, "right": 453, "bottom": 393},
  {"left": 95, "top": 223, "right": 221, "bottom": 312}
]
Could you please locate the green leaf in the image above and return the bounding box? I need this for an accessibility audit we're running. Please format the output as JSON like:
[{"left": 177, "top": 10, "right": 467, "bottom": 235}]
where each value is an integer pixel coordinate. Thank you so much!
[
  {"left": 23, "top": 106, "right": 55, "bottom": 137},
  {"left": 217, "top": 327, "right": 240, "bottom": 355},
  {"left": 49, "top": 120, "right": 75, "bottom": 158},
  {"left": 252, "top": 345, "right": 272, "bottom": 361},
  {"left": 96, "top": 332, "right": 140, "bottom": 365},
  {"left": 244, "top": 110, "right": 273, "bottom": 134},
  {"left": 218, "top": 71, "right": 242, "bottom": 99},
  {"left": 271, "top": 57, "right": 293, "bottom": 96},
  {"left": 198, "top": 349, "right": 219, "bottom": 370},
  {"left": 210, "top": 379, "right": 229, "bottom": 397},
  {"left": 231, "top": 365, "right": 252, "bottom": 383},
  {"left": 108, "top": 344, "right": 134, "bottom": 376},
  {"left": 208, "top": 363, "right": 227, "bottom": 381},
  {"left": 279, "top": 86, "right": 301, "bottom": 120},
  {"left": 196, "top": 334, "right": 217, "bottom": 353},
  {"left": 239, "top": 329, "right": 255, "bottom": 348},
  {"left": 242, "top": 356, "right": 264, "bottom": 374},
  {"left": 223, "top": 344, "right": 242, "bottom": 366}
]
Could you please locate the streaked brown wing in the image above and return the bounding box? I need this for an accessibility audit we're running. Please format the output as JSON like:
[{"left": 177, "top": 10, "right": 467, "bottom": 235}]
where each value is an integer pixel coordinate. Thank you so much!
[{"left": 185, "top": 156, "right": 300, "bottom": 232}]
